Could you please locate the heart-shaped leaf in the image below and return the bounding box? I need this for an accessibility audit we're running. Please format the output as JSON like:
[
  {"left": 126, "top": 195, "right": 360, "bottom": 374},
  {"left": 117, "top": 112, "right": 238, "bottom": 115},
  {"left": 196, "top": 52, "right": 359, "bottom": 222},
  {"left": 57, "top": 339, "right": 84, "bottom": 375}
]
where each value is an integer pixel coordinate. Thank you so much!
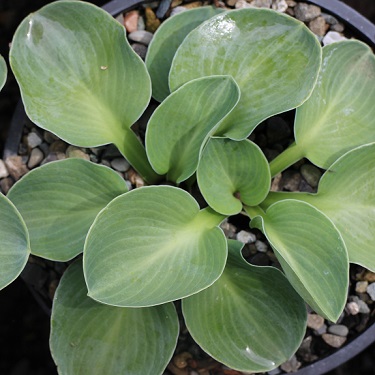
[
  {"left": 0, "top": 194, "right": 30, "bottom": 290},
  {"left": 50, "top": 260, "right": 179, "bottom": 375},
  {"left": 197, "top": 138, "right": 270, "bottom": 215},
  {"left": 295, "top": 40, "right": 375, "bottom": 168},
  {"left": 170, "top": 8, "right": 321, "bottom": 140},
  {"left": 146, "top": 76, "right": 240, "bottom": 183},
  {"left": 182, "top": 240, "right": 306, "bottom": 373},
  {"left": 7, "top": 159, "right": 128, "bottom": 261},
  {"left": 269, "top": 144, "right": 375, "bottom": 272},
  {"left": 249, "top": 200, "right": 348, "bottom": 322},
  {"left": 0, "top": 55, "right": 7, "bottom": 91},
  {"left": 10, "top": 1, "right": 158, "bottom": 182},
  {"left": 84, "top": 186, "right": 227, "bottom": 307},
  {"left": 146, "top": 6, "right": 224, "bottom": 102}
]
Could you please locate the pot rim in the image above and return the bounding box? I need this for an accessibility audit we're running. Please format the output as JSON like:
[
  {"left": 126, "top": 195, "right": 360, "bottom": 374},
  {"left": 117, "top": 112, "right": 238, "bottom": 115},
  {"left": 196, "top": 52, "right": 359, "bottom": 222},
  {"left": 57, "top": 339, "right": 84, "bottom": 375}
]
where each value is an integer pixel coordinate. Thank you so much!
[{"left": 3, "top": 1, "right": 375, "bottom": 374}]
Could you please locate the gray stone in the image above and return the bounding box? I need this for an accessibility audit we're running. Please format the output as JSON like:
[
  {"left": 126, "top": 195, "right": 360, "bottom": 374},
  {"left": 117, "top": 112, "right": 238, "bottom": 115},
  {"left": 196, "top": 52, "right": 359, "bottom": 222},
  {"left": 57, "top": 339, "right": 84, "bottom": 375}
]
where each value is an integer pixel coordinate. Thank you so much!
[
  {"left": 349, "top": 296, "right": 370, "bottom": 314},
  {"left": 102, "top": 144, "right": 122, "bottom": 159},
  {"left": 26, "top": 131, "right": 43, "bottom": 149},
  {"left": 322, "top": 333, "right": 347, "bottom": 348},
  {"left": 280, "top": 355, "right": 301, "bottom": 373},
  {"left": 66, "top": 146, "right": 90, "bottom": 160},
  {"left": 170, "top": 6, "right": 188, "bottom": 16},
  {"left": 294, "top": 3, "right": 321, "bottom": 22},
  {"left": 0, "top": 159, "right": 9, "bottom": 178},
  {"left": 366, "top": 282, "right": 375, "bottom": 301},
  {"left": 235, "top": 0, "right": 253, "bottom": 9},
  {"left": 5, "top": 156, "right": 29, "bottom": 181},
  {"left": 345, "top": 301, "right": 360, "bottom": 315},
  {"left": 255, "top": 240, "right": 268, "bottom": 253},
  {"left": 42, "top": 152, "right": 66, "bottom": 165},
  {"left": 128, "top": 30, "right": 153, "bottom": 46},
  {"left": 250, "top": 0, "right": 272, "bottom": 8},
  {"left": 328, "top": 324, "right": 349, "bottom": 337},
  {"left": 236, "top": 230, "right": 257, "bottom": 244},
  {"left": 309, "top": 16, "right": 329, "bottom": 37},
  {"left": 331, "top": 23, "right": 344, "bottom": 33},
  {"left": 132, "top": 43, "right": 148, "bottom": 60},
  {"left": 49, "top": 140, "right": 68, "bottom": 153},
  {"left": 307, "top": 313, "right": 324, "bottom": 330},
  {"left": 300, "top": 164, "right": 322, "bottom": 188},
  {"left": 27, "top": 148, "right": 44, "bottom": 169},
  {"left": 272, "top": 0, "right": 288, "bottom": 12},
  {"left": 315, "top": 324, "right": 327, "bottom": 336},
  {"left": 267, "top": 368, "right": 282, "bottom": 375},
  {"left": 111, "top": 157, "right": 130, "bottom": 172},
  {"left": 355, "top": 281, "right": 369, "bottom": 294},
  {"left": 322, "top": 31, "right": 346, "bottom": 46},
  {"left": 321, "top": 12, "right": 338, "bottom": 25},
  {"left": 220, "top": 220, "right": 237, "bottom": 238},
  {"left": 282, "top": 170, "right": 301, "bottom": 191}
]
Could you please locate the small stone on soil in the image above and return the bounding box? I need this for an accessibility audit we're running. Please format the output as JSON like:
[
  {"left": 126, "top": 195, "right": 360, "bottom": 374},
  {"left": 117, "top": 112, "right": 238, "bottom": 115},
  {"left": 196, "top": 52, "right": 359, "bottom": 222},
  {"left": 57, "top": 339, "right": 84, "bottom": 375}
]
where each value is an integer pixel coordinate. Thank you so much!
[
  {"left": 328, "top": 324, "right": 349, "bottom": 337},
  {"left": 250, "top": 0, "right": 272, "bottom": 8},
  {"left": 111, "top": 157, "right": 130, "bottom": 172},
  {"left": 355, "top": 281, "right": 369, "bottom": 294},
  {"left": 366, "top": 282, "right": 375, "bottom": 301},
  {"left": 300, "top": 164, "right": 322, "bottom": 188},
  {"left": 307, "top": 313, "right": 324, "bottom": 330},
  {"left": 280, "top": 355, "right": 301, "bottom": 373},
  {"left": 0, "top": 159, "right": 9, "bottom": 178},
  {"left": 124, "top": 10, "right": 139, "bottom": 33},
  {"left": 322, "top": 333, "right": 347, "bottom": 348},
  {"left": 4, "top": 155, "right": 29, "bottom": 180},
  {"left": 128, "top": 30, "right": 153, "bottom": 45},
  {"left": 308, "top": 16, "right": 329, "bottom": 36},
  {"left": 236, "top": 230, "right": 256, "bottom": 244},
  {"left": 255, "top": 240, "right": 268, "bottom": 253},
  {"left": 27, "top": 148, "right": 44, "bottom": 169},
  {"left": 294, "top": 3, "right": 321, "bottom": 22},
  {"left": 26, "top": 131, "right": 43, "bottom": 149},
  {"left": 272, "top": 0, "right": 288, "bottom": 12},
  {"left": 322, "top": 31, "right": 346, "bottom": 46},
  {"left": 346, "top": 301, "right": 360, "bottom": 315},
  {"left": 66, "top": 146, "right": 90, "bottom": 160},
  {"left": 132, "top": 43, "right": 148, "bottom": 59}
]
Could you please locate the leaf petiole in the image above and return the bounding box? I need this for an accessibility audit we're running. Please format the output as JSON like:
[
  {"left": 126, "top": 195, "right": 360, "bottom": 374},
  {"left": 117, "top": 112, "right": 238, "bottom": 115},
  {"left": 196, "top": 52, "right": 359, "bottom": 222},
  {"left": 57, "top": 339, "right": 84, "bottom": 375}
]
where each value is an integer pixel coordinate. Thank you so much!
[{"left": 269, "top": 142, "right": 305, "bottom": 177}]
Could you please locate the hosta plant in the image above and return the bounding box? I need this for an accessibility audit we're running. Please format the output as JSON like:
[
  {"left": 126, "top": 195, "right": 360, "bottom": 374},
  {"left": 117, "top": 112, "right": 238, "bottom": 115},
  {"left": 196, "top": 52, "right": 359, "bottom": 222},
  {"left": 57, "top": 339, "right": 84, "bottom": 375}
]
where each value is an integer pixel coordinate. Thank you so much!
[{"left": 1, "top": 1, "right": 375, "bottom": 373}]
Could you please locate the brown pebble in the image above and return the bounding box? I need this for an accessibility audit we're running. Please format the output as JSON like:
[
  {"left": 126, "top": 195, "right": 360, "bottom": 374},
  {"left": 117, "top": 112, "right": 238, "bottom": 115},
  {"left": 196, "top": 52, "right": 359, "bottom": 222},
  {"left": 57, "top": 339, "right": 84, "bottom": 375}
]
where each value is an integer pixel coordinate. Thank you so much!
[
  {"left": 0, "top": 177, "right": 14, "bottom": 194},
  {"left": 4, "top": 155, "right": 29, "bottom": 181},
  {"left": 363, "top": 271, "right": 375, "bottom": 282},
  {"left": 172, "top": 352, "right": 192, "bottom": 369},
  {"left": 145, "top": 7, "right": 160, "bottom": 33},
  {"left": 127, "top": 169, "right": 145, "bottom": 188},
  {"left": 226, "top": 0, "right": 238, "bottom": 6},
  {"left": 124, "top": 10, "right": 139, "bottom": 33},
  {"left": 322, "top": 333, "right": 347, "bottom": 348},
  {"left": 171, "top": 0, "right": 183, "bottom": 7},
  {"left": 167, "top": 362, "right": 188, "bottom": 375},
  {"left": 309, "top": 16, "right": 329, "bottom": 36},
  {"left": 356, "top": 281, "right": 369, "bottom": 294},
  {"left": 183, "top": 1, "right": 203, "bottom": 8},
  {"left": 49, "top": 140, "right": 68, "bottom": 153},
  {"left": 307, "top": 313, "right": 325, "bottom": 330}
]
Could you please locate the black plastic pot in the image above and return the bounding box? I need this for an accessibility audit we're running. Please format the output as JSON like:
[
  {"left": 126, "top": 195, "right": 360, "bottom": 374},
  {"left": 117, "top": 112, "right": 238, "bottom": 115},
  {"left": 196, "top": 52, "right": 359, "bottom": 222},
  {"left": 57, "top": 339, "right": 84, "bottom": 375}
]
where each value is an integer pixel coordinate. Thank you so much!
[{"left": 3, "top": 1, "right": 375, "bottom": 374}]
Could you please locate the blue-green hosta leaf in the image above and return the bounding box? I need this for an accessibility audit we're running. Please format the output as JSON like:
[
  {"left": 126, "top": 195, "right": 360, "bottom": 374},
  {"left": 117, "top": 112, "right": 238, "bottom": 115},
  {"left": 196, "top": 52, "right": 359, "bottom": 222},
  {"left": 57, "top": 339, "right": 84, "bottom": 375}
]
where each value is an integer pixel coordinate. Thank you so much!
[
  {"left": 271, "top": 144, "right": 375, "bottom": 272},
  {"left": 170, "top": 8, "right": 321, "bottom": 140},
  {"left": 183, "top": 240, "right": 306, "bottom": 373},
  {"left": 145, "top": 6, "right": 224, "bottom": 102},
  {"left": 197, "top": 138, "right": 270, "bottom": 215},
  {"left": 10, "top": 1, "right": 157, "bottom": 182},
  {"left": 295, "top": 40, "right": 375, "bottom": 168},
  {"left": 146, "top": 76, "right": 240, "bottom": 183},
  {"left": 7, "top": 159, "right": 127, "bottom": 261},
  {"left": 0, "top": 194, "right": 30, "bottom": 290},
  {"left": 250, "top": 200, "right": 348, "bottom": 322},
  {"left": 0, "top": 55, "right": 7, "bottom": 91},
  {"left": 84, "top": 186, "right": 227, "bottom": 307},
  {"left": 50, "top": 260, "right": 179, "bottom": 375}
]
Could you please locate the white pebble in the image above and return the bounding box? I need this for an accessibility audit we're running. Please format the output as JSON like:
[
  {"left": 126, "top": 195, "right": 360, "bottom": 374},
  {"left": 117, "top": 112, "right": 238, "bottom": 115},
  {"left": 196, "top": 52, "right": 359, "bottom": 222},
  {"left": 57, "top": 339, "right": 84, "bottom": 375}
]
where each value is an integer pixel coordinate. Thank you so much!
[
  {"left": 255, "top": 240, "right": 268, "bottom": 253},
  {"left": 345, "top": 301, "right": 359, "bottom": 315},
  {"left": 236, "top": 230, "right": 257, "bottom": 244},
  {"left": 128, "top": 30, "right": 153, "bottom": 46},
  {"left": 322, "top": 31, "right": 347, "bottom": 46},
  {"left": 170, "top": 6, "right": 188, "bottom": 17},
  {"left": 0, "top": 159, "right": 9, "bottom": 178},
  {"left": 26, "top": 131, "right": 43, "bottom": 149}
]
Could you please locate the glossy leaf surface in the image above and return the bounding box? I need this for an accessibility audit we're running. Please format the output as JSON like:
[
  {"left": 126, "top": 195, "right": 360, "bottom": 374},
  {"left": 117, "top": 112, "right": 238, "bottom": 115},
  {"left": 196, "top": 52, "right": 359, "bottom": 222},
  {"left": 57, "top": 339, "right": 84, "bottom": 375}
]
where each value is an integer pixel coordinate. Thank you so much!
[
  {"left": 0, "top": 194, "right": 30, "bottom": 290},
  {"left": 170, "top": 8, "right": 321, "bottom": 140},
  {"left": 9, "top": 1, "right": 156, "bottom": 181},
  {"left": 183, "top": 240, "right": 306, "bottom": 372},
  {"left": 250, "top": 200, "right": 348, "bottom": 321},
  {"left": 197, "top": 138, "right": 270, "bottom": 215},
  {"left": 295, "top": 40, "right": 375, "bottom": 168},
  {"left": 146, "top": 76, "right": 240, "bottom": 183},
  {"left": 0, "top": 55, "right": 7, "bottom": 91},
  {"left": 8, "top": 159, "right": 127, "bottom": 261},
  {"left": 146, "top": 6, "right": 223, "bottom": 102},
  {"left": 84, "top": 186, "right": 227, "bottom": 307},
  {"left": 50, "top": 260, "right": 179, "bottom": 375}
]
